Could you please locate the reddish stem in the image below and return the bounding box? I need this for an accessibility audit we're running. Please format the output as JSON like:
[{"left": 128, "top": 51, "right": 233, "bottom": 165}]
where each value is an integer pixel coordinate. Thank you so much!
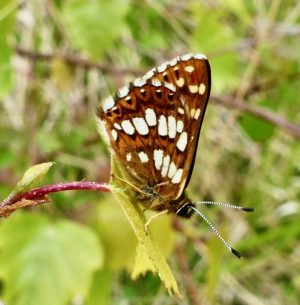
[
  {"left": 0, "top": 181, "right": 111, "bottom": 216},
  {"left": 22, "top": 181, "right": 111, "bottom": 201}
]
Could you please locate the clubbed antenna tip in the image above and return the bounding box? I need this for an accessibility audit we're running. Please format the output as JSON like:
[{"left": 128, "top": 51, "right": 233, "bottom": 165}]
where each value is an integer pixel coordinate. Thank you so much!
[
  {"left": 231, "top": 248, "right": 242, "bottom": 259},
  {"left": 242, "top": 207, "right": 255, "bottom": 212}
]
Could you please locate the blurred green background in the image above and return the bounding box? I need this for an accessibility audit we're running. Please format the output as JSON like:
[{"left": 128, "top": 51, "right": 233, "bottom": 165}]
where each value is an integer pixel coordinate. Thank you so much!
[{"left": 1, "top": 0, "right": 300, "bottom": 304}]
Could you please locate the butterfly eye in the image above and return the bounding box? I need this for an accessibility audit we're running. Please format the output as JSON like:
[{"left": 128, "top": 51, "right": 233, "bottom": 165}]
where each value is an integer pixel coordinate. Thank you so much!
[{"left": 176, "top": 203, "right": 194, "bottom": 218}]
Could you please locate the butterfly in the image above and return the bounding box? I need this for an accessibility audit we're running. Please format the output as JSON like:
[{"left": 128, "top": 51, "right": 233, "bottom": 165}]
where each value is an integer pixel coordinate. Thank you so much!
[{"left": 97, "top": 53, "right": 252, "bottom": 257}]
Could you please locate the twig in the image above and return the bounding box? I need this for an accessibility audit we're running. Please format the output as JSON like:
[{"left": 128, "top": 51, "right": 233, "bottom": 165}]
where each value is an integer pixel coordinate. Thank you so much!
[
  {"left": 211, "top": 94, "right": 300, "bottom": 140},
  {"left": 0, "top": 181, "right": 111, "bottom": 217},
  {"left": 15, "top": 46, "right": 300, "bottom": 141},
  {"left": 15, "top": 46, "right": 143, "bottom": 75},
  {"left": 175, "top": 241, "right": 202, "bottom": 305}
]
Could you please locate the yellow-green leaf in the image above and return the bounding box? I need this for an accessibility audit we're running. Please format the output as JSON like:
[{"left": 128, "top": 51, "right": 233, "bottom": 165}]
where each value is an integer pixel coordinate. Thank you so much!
[
  {"left": 15, "top": 162, "right": 54, "bottom": 194},
  {"left": 132, "top": 243, "right": 156, "bottom": 279},
  {"left": 111, "top": 156, "right": 181, "bottom": 297},
  {"left": 132, "top": 213, "right": 175, "bottom": 279}
]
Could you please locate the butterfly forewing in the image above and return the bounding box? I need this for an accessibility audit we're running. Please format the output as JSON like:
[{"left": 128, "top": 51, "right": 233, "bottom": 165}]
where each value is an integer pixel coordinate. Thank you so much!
[{"left": 97, "top": 54, "right": 211, "bottom": 211}]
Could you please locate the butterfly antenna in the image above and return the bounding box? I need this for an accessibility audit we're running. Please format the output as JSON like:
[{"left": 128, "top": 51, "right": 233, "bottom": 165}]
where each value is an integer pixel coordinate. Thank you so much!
[
  {"left": 188, "top": 205, "right": 242, "bottom": 259},
  {"left": 195, "top": 201, "right": 254, "bottom": 212}
]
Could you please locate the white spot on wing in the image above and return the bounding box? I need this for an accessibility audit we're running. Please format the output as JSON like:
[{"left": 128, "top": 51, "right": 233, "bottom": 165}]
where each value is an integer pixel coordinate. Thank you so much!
[
  {"left": 145, "top": 108, "right": 157, "bottom": 126},
  {"left": 176, "top": 78, "right": 185, "bottom": 87},
  {"left": 132, "top": 117, "right": 149, "bottom": 135},
  {"left": 189, "top": 85, "right": 198, "bottom": 93},
  {"left": 168, "top": 116, "right": 176, "bottom": 139},
  {"left": 157, "top": 62, "right": 168, "bottom": 73},
  {"left": 168, "top": 57, "right": 179, "bottom": 66},
  {"left": 121, "top": 120, "right": 135, "bottom": 135},
  {"left": 172, "top": 168, "right": 183, "bottom": 184},
  {"left": 102, "top": 96, "right": 115, "bottom": 112},
  {"left": 168, "top": 161, "right": 177, "bottom": 178},
  {"left": 111, "top": 129, "right": 118, "bottom": 141},
  {"left": 154, "top": 149, "right": 163, "bottom": 170},
  {"left": 164, "top": 82, "right": 176, "bottom": 92},
  {"left": 184, "top": 66, "right": 195, "bottom": 73},
  {"left": 199, "top": 83, "right": 206, "bottom": 95},
  {"left": 194, "top": 108, "right": 201, "bottom": 120},
  {"left": 177, "top": 132, "right": 188, "bottom": 151},
  {"left": 177, "top": 107, "right": 184, "bottom": 114},
  {"left": 118, "top": 86, "right": 129, "bottom": 98},
  {"left": 126, "top": 153, "right": 132, "bottom": 161},
  {"left": 114, "top": 123, "right": 122, "bottom": 130},
  {"left": 194, "top": 53, "right": 207, "bottom": 60},
  {"left": 134, "top": 77, "right": 147, "bottom": 87},
  {"left": 144, "top": 68, "right": 155, "bottom": 80},
  {"left": 151, "top": 78, "right": 162, "bottom": 87},
  {"left": 176, "top": 120, "right": 184, "bottom": 133},
  {"left": 158, "top": 115, "right": 168, "bottom": 136},
  {"left": 138, "top": 151, "right": 149, "bottom": 163},
  {"left": 180, "top": 54, "right": 193, "bottom": 61},
  {"left": 161, "top": 155, "right": 170, "bottom": 177}
]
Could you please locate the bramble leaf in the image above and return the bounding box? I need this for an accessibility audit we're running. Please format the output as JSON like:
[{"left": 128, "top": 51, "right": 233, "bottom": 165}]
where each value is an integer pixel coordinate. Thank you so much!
[{"left": 0, "top": 213, "right": 103, "bottom": 305}]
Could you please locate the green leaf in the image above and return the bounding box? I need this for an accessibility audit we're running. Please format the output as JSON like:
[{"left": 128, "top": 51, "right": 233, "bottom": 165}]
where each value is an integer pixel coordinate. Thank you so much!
[
  {"left": 239, "top": 98, "right": 278, "bottom": 142},
  {"left": 15, "top": 162, "right": 54, "bottom": 194},
  {"left": 61, "top": 0, "right": 129, "bottom": 59},
  {"left": 85, "top": 269, "right": 112, "bottom": 305},
  {"left": 110, "top": 156, "right": 181, "bottom": 297},
  {"left": 132, "top": 243, "right": 156, "bottom": 278},
  {"left": 132, "top": 213, "right": 175, "bottom": 278},
  {"left": 0, "top": 213, "right": 103, "bottom": 305},
  {"left": 97, "top": 195, "right": 138, "bottom": 271}
]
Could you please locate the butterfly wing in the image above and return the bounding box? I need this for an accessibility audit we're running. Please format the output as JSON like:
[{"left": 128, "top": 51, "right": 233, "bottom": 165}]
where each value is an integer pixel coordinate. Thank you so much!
[{"left": 97, "top": 54, "right": 211, "bottom": 201}]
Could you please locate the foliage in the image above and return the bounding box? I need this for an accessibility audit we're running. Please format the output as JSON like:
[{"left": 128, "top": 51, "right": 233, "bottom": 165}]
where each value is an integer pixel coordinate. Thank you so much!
[
  {"left": 0, "top": 0, "right": 300, "bottom": 304},
  {"left": 110, "top": 156, "right": 180, "bottom": 296}
]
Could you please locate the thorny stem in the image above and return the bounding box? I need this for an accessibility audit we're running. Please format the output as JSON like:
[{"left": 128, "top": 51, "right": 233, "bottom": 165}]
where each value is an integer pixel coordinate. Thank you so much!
[{"left": 0, "top": 181, "right": 111, "bottom": 217}]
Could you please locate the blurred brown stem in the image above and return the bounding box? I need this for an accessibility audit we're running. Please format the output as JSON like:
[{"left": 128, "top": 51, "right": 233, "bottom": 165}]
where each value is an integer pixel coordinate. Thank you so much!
[
  {"left": 15, "top": 46, "right": 142, "bottom": 75},
  {"left": 15, "top": 46, "right": 300, "bottom": 141},
  {"left": 176, "top": 241, "right": 202, "bottom": 305},
  {"left": 211, "top": 94, "right": 300, "bottom": 140}
]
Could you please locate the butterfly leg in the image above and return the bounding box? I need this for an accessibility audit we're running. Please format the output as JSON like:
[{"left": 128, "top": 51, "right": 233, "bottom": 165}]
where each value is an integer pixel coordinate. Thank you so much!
[
  {"left": 144, "top": 209, "right": 168, "bottom": 234},
  {"left": 111, "top": 174, "right": 145, "bottom": 195}
]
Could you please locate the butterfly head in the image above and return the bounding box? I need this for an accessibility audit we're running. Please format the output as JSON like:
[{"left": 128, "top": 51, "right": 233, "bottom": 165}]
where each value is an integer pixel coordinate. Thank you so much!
[{"left": 175, "top": 202, "right": 195, "bottom": 218}]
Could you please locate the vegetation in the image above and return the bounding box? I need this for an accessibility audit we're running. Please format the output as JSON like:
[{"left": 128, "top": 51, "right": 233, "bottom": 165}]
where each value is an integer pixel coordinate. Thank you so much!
[{"left": 0, "top": 0, "right": 300, "bottom": 304}]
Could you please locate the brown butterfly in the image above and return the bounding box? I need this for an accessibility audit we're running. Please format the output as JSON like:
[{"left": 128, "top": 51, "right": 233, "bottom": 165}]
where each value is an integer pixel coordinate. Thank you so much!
[{"left": 97, "top": 54, "right": 253, "bottom": 258}]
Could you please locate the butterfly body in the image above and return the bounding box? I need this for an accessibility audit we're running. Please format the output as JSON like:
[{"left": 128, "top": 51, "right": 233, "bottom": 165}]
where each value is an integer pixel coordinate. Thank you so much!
[{"left": 97, "top": 53, "right": 211, "bottom": 217}]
